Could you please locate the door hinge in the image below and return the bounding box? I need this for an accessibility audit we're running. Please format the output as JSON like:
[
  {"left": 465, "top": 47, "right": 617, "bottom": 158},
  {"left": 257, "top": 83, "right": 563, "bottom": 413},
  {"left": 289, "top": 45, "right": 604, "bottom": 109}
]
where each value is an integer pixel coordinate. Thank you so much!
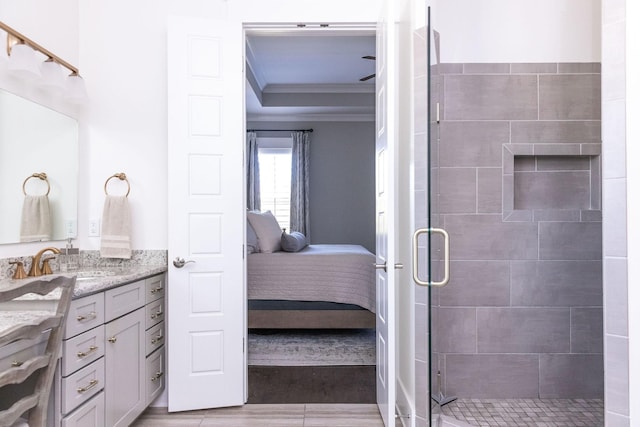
[{"left": 436, "top": 102, "right": 440, "bottom": 123}]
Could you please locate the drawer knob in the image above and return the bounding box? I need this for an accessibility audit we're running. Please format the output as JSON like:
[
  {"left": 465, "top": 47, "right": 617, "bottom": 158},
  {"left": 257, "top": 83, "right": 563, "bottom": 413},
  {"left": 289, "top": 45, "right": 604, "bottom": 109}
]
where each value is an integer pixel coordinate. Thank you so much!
[
  {"left": 77, "top": 345, "right": 99, "bottom": 358},
  {"left": 108, "top": 336, "right": 117, "bottom": 343},
  {"left": 11, "top": 360, "right": 24, "bottom": 367},
  {"left": 151, "top": 333, "right": 164, "bottom": 344},
  {"left": 151, "top": 371, "right": 164, "bottom": 382},
  {"left": 150, "top": 286, "right": 163, "bottom": 294},
  {"left": 77, "top": 379, "right": 99, "bottom": 393},
  {"left": 77, "top": 311, "right": 97, "bottom": 322},
  {"left": 150, "top": 308, "right": 163, "bottom": 319}
]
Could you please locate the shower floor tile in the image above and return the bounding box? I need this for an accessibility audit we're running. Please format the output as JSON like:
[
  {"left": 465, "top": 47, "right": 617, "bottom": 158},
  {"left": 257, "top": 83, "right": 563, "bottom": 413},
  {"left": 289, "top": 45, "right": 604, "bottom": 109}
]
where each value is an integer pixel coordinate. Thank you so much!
[{"left": 438, "top": 398, "right": 604, "bottom": 427}]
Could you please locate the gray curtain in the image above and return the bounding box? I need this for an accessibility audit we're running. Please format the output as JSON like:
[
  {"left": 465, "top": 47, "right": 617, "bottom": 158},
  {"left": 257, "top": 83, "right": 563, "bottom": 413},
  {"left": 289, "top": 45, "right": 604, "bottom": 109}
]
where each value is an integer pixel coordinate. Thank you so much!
[
  {"left": 247, "top": 131, "right": 261, "bottom": 211},
  {"left": 290, "top": 131, "right": 310, "bottom": 237}
]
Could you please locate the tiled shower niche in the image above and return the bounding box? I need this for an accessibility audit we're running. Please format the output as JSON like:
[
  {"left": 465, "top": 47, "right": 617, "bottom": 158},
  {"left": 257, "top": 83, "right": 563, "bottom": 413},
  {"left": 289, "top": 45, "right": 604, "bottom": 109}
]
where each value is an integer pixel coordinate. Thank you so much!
[
  {"left": 503, "top": 143, "right": 601, "bottom": 222},
  {"left": 514, "top": 155, "right": 593, "bottom": 210}
]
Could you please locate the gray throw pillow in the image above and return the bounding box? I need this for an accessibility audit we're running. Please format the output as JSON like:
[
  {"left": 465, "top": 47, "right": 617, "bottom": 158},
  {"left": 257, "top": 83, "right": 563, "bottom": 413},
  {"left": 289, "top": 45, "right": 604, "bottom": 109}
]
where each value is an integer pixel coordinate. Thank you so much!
[{"left": 281, "top": 231, "right": 308, "bottom": 252}]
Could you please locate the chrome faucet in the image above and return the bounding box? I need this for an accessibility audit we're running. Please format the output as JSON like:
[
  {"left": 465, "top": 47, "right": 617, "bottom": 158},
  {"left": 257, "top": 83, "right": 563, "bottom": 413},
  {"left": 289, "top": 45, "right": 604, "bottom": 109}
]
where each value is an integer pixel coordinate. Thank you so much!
[{"left": 28, "top": 247, "right": 61, "bottom": 277}]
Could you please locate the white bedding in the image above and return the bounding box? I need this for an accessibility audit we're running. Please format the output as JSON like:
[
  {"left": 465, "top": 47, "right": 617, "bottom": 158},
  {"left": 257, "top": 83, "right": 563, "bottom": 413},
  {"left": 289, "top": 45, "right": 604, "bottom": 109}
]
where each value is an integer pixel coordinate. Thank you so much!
[{"left": 247, "top": 244, "right": 376, "bottom": 312}]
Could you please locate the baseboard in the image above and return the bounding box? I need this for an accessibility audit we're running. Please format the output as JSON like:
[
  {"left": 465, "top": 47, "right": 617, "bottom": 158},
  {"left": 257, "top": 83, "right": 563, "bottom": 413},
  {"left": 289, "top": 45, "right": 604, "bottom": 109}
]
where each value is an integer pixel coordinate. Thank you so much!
[{"left": 396, "top": 378, "right": 414, "bottom": 427}]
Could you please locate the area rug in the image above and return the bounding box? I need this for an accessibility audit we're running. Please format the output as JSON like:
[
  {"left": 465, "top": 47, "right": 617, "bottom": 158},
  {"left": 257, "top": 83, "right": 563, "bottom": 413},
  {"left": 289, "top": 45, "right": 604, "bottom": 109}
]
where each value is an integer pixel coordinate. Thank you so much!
[{"left": 248, "top": 329, "right": 376, "bottom": 366}]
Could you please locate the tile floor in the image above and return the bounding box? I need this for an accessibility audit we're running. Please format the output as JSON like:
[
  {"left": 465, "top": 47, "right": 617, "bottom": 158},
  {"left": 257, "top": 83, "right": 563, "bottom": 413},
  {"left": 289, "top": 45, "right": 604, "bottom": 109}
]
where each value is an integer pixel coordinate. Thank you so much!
[
  {"left": 131, "top": 399, "right": 604, "bottom": 427},
  {"left": 131, "top": 404, "right": 390, "bottom": 427},
  {"left": 438, "top": 398, "right": 604, "bottom": 427}
]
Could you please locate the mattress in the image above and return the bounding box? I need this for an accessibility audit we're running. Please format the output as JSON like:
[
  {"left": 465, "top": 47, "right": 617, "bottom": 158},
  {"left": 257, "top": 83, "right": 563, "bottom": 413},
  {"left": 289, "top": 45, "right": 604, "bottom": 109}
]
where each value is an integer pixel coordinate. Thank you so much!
[{"left": 247, "top": 244, "right": 376, "bottom": 312}]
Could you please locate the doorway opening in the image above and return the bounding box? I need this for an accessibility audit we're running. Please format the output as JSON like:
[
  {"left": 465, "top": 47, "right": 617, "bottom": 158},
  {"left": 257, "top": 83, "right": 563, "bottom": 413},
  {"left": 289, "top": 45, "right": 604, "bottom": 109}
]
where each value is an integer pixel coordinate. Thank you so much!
[{"left": 243, "top": 25, "right": 379, "bottom": 404}]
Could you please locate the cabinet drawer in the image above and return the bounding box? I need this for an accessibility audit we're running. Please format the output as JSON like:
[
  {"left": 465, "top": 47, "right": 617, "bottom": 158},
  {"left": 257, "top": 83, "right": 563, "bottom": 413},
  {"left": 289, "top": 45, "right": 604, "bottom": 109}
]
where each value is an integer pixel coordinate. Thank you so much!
[
  {"left": 62, "top": 326, "right": 105, "bottom": 377},
  {"left": 145, "top": 321, "right": 165, "bottom": 356},
  {"left": 104, "top": 280, "right": 145, "bottom": 322},
  {"left": 65, "top": 293, "right": 104, "bottom": 339},
  {"left": 62, "top": 390, "right": 105, "bottom": 427},
  {"left": 145, "top": 274, "right": 165, "bottom": 304},
  {"left": 146, "top": 347, "right": 165, "bottom": 405},
  {"left": 0, "top": 334, "right": 47, "bottom": 371},
  {"left": 145, "top": 297, "right": 165, "bottom": 329},
  {"left": 61, "top": 357, "right": 105, "bottom": 415}
]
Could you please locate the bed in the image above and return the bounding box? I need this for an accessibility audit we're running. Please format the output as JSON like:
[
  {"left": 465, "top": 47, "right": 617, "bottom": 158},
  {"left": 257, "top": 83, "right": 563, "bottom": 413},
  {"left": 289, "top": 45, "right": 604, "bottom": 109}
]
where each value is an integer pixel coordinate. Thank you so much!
[{"left": 247, "top": 244, "right": 376, "bottom": 329}]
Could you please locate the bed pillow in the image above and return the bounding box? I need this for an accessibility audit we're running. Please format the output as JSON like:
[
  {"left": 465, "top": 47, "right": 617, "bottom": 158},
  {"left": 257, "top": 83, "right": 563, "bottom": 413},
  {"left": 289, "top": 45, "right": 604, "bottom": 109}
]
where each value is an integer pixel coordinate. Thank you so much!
[
  {"left": 281, "top": 231, "right": 308, "bottom": 252},
  {"left": 247, "top": 210, "right": 282, "bottom": 253},
  {"left": 247, "top": 220, "right": 259, "bottom": 254}
]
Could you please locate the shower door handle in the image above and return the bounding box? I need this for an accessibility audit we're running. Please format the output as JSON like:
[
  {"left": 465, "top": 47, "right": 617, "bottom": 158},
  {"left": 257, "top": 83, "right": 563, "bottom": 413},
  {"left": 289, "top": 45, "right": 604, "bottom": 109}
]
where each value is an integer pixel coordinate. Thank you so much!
[{"left": 412, "top": 228, "right": 450, "bottom": 287}]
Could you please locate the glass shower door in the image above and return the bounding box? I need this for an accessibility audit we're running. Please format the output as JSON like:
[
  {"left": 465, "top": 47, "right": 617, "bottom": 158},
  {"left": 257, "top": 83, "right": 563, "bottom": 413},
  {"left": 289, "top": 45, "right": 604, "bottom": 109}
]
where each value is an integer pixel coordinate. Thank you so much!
[{"left": 412, "top": 5, "right": 455, "bottom": 426}]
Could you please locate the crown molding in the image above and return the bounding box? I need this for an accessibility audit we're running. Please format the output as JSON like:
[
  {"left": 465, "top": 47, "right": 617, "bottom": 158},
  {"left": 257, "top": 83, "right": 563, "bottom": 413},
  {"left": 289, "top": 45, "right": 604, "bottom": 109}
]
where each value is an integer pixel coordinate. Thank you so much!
[
  {"left": 247, "top": 112, "right": 374, "bottom": 122},
  {"left": 263, "top": 83, "right": 375, "bottom": 94},
  {"left": 245, "top": 40, "right": 266, "bottom": 90}
]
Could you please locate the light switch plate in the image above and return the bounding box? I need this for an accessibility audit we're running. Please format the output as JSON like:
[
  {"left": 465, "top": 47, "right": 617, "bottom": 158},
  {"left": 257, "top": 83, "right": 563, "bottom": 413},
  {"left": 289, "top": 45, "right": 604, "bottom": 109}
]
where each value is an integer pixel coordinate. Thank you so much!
[
  {"left": 89, "top": 219, "right": 100, "bottom": 237},
  {"left": 65, "top": 220, "right": 77, "bottom": 238}
]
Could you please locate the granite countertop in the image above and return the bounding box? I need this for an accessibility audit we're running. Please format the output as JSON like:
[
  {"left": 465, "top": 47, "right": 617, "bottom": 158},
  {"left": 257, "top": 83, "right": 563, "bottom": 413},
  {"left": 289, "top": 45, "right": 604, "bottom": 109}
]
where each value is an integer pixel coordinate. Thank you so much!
[
  {"left": 0, "top": 265, "right": 167, "bottom": 340},
  {"left": 0, "top": 265, "right": 167, "bottom": 299}
]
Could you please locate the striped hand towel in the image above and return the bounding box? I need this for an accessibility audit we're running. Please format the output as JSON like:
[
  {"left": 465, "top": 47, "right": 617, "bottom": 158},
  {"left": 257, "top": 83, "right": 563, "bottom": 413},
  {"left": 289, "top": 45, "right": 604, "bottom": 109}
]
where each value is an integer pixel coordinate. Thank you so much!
[
  {"left": 20, "top": 195, "right": 52, "bottom": 242},
  {"left": 100, "top": 195, "right": 131, "bottom": 259}
]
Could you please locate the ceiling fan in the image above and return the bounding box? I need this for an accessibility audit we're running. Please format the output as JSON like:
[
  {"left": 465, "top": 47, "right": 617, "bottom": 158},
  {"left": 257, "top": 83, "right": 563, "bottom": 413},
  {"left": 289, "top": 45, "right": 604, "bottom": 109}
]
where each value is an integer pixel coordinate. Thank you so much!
[{"left": 359, "top": 55, "right": 376, "bottom": 81}]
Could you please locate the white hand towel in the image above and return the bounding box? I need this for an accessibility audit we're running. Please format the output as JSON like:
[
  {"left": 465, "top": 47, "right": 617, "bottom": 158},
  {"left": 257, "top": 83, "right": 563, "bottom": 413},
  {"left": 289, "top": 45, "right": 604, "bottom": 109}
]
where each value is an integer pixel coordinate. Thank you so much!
[
  {"left": 100, "top": 195, "right": 131, "bottom": 259},
  {"left": 20, "top": 195, "right": 52, "bottom": 242}
]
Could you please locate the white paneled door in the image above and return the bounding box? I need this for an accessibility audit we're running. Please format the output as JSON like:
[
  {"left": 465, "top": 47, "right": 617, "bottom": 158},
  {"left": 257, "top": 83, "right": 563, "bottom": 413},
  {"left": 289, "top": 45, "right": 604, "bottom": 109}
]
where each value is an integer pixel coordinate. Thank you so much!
[
  {"left": 375, "top": 1, "right": 397, "bottom": 426},
  {"left": 167, "top": 16, "right": 245, "bottom": 412}
]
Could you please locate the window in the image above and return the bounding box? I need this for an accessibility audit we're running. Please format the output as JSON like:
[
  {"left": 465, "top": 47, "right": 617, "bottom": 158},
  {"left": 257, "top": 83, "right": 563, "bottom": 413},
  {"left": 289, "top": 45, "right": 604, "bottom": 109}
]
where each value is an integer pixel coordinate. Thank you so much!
[{"left": 258, "top": 138, "right": 292, "bottom": 230}]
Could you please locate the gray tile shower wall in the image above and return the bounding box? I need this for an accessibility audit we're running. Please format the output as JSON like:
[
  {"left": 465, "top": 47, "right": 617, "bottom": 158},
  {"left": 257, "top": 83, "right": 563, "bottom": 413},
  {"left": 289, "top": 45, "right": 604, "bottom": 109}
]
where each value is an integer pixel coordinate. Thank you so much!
[{"left": 429, "top": 62, "right": 603, "bottom": 402}]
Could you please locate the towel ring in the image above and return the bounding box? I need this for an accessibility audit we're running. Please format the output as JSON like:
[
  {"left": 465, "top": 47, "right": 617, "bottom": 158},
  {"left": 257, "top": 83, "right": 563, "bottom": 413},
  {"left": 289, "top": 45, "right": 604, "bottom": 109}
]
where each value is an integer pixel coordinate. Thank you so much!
[
  {"left": 104, "top": 173, "right": 130, "bottom": 197},
  {"left": 22, "top": 172, "right": 50, "bottom": 196}
]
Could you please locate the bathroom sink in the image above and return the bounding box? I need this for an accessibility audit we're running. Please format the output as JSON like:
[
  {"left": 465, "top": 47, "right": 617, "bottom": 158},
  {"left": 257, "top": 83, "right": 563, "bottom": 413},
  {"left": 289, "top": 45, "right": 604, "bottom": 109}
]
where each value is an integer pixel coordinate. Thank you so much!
[{"left": 74, "top": 271, "right": 116, "bottom": 281}]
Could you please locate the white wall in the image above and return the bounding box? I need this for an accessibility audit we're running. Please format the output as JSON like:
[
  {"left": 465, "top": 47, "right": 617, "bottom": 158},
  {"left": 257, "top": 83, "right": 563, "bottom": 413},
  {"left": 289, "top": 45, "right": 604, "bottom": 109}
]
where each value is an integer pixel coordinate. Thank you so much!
[
  {"left": 435, "top": 0, "right": 601, "bottom": 63},
  {"left": 396, "top": 0, "right": 417, "bottom": 423}
]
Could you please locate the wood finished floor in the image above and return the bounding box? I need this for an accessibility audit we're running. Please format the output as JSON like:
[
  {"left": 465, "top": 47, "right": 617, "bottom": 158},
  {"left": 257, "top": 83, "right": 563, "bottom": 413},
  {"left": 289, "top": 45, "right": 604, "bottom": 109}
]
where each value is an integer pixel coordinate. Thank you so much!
[{"left": 131, "top": 404, "right": 389, "bottom": 427}]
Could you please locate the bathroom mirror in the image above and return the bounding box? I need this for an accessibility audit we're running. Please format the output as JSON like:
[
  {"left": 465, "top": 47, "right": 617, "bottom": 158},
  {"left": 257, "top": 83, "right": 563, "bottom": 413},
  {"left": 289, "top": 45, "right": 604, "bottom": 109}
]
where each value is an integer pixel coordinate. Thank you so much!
[{"left": 0, "top": 88, "right": 78, "bottom": 244}]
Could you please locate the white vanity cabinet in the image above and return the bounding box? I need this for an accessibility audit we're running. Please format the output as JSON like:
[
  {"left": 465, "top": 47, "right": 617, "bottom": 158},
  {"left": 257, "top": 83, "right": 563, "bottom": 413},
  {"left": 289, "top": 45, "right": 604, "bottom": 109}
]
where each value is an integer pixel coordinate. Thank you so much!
[{"left": 53, "top": 273, "right": 166, "bottom": 427}]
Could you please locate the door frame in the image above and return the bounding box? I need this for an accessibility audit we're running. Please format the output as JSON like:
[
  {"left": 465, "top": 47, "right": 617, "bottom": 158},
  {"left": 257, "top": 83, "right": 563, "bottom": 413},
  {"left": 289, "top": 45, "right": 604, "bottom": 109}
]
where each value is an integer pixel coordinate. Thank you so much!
[{"left": 241, "top": 20, "right": 390, "bottom": 406}]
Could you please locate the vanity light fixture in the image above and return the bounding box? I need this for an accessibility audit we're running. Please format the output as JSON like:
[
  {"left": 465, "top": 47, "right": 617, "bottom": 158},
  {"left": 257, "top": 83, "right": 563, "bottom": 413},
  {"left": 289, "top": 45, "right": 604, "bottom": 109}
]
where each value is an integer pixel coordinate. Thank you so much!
[
  {"left": 0, "top": 21, "right": 88, "bottom": 103},
  {"left": 66, "top": 73, "right": 88, "bottom": 104},
  {"left": 7, "top": 41, "right": 41, "bottom": 78},
  {"left": 40, "top": 58, "right": 68, "bottom": 92}
]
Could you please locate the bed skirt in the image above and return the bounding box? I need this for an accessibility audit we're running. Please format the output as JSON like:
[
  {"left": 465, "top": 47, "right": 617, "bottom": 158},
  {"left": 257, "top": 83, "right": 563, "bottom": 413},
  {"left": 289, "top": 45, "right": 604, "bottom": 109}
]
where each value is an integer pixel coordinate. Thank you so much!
[{"left": 248, "top": 300, "right": 375, "bottom": 329}]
